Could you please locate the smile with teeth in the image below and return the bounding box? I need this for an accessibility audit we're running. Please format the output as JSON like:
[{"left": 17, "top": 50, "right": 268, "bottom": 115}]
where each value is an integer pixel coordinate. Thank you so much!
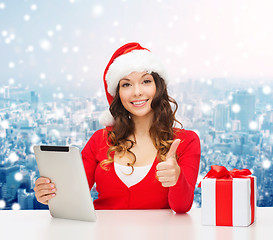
[{"left": 131, "top": 99, "right": 148, "bottom": 106}]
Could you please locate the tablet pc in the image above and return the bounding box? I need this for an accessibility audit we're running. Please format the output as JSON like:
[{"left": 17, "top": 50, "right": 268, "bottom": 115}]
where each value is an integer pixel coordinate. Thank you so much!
[{"left": 33, "top": 145, "right": 96, "bottom": 222}]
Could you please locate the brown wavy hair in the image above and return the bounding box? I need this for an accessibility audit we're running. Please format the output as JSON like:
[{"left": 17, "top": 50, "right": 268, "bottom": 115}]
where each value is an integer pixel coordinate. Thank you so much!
[{"left": 100, "top": 72, "right": 182, "bottom": 173}]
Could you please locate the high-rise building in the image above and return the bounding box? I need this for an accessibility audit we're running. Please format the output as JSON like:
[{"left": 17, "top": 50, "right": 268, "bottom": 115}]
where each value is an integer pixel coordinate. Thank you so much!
[
  {"left": 30, "top": 91, "right": 39, "bottom": 110},
  {"left": 0, "top": 165, "right": 21, "bottom": 205},
  {"left": 230, "top": 91, "right": 255, "bottom": 131},
  {"left": 17, "top": 189, "right": 35, "bottom": 210},
  {"left": 3, "top": 86, "right": 10, "bottom": 108},
  {"left": 213, "top": 104, "right": 229, "bottom": 131}
]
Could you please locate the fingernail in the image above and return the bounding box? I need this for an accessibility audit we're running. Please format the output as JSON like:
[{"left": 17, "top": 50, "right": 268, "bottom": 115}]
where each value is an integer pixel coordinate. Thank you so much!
[
  {"left": 52, "top": 188, "right": 56, "bottom": 192},
  {"left": 46, "top": 179, "right": 50, "bottom": 183},
  {"left": 50, "top": 184, "right": 54, "bottom": 188}
]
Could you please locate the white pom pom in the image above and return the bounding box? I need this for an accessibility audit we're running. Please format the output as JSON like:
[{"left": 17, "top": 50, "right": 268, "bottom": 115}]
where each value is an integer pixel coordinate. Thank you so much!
[{"left": 99, "top": 109, "right": 115, "bottom": 126}]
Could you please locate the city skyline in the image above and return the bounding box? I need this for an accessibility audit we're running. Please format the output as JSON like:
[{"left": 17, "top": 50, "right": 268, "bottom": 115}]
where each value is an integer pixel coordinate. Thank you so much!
[
  {"left": 1, "top": 77, "right": 273, "bottom": 210},
  {"left": 1, "top": 0, "right": 273, "bottom": 210}
]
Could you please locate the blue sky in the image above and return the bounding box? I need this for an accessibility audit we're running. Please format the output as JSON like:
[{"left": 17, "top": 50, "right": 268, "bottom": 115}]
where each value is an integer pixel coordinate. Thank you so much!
[{"left": 1, "top": 0, "right": 273, "bottom": 101}]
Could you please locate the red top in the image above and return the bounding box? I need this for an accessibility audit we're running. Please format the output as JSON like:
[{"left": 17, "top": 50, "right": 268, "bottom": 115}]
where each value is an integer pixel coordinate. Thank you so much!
[{"left": 81, "top": 127, "right": 201, "bottom": 213}]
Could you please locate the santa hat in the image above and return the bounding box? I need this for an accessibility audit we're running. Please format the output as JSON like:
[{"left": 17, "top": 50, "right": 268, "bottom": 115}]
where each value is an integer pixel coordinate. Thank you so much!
[{"left": 99, "top": 42, "right": 168, "bottom": 126}]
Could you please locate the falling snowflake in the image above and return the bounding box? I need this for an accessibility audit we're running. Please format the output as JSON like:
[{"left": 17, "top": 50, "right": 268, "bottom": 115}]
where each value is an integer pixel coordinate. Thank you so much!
[
  {"left": 26, "top": 45, "right": 34, "bottom": 53},
  {"left": 231, "top": 104, "right": 240, "bottom": 113},
  {"left": 62, "top": 47, "right": 68, "bottom": 53},
  {"left": 58, "top": 93, "right": 64, "bottom": 99},
  {"left": 249, "top": 121, "right": 258, "bottom": 130},
  {"left": 8, "top": 62, "right": 15, "bottom": 68},
  {"left": 1, "top": 30, "right": 7, "bottom": 36},
  {"left": 9, "top": 152, "right": 19, "bottom": 162},
  {"left": 39, "top": 39, "right": 51, "bottom": 51},
  {"left": 40, "top": 73, "right": 46, "bottom": 79},
  {"left": 248, "top": 88, "right": 254, "bottom": 94},
  {"left": 109, "top": 37, "right": 115, "bottom": 43},
  {"left": 201, "top": 103, "right": 211, "bottom": 115},
  {"left": 0, "top": 200, "right": 6, "bottom": 209},
  {"left": 97, "top": 89, "right": 103, "bottom": 97},
  {"left": 262, "top": 86, "right": 271, "bottom": 95},
  {"left": 71, "top": 131, "right": 77, "bottom": 137},
  {"left": 66, "top": 74, "right": 73, "bottom": 81},
  {"left": 0, "top": 2, "right": 5, "bottom": 9},
  {"left": 49, "top": 129, "right": 60, "bottom": 138},
  {"left": 24, "top": 15, "right": 30, "bottom": 21},
  {"left": 12, "top": 203, "right": 21, "bottom": 210},
  {"left": 10, "top": 34, "right": 15, "bottom": 40},
  {"left": 1, "top": 120, "right": 9, "bottom": 129},
  {"left": 5, "top": 38, "right": 11, "bottom": 44},
  {"left": 14, "top": 172, "right": 23, "bottom": 181},
  {"left": 56, "top": 24, "right": 62, "bottom": 31},
  {"left": 82, "top": 66, "right": 88, "bottom": 72},
  {"left": 262, "top": 159, "right": 271, "bottom": 169},
  {"left": 92, "top": 5, "right": 103, "bottom": 18},
  {"left": 207, "top": 79, "right": 212, "bottom": 85},
  {"left": 73, "top": 46, "right": 79, "bottom": 52},
  {"left": 11, "top": 103, "right": 16, "bottom": 109},
  {"left": 47, "top": 31, "right": 54, "bottom": 37},
  {"left": 31, "top": 134, "right": 40, "bottom": 144},
  {"left": 186, "top": 105, "right": 193, "bottom": 111},
  {"left": 31, "top": 4, "right": 37, "bottom": 11},
  {"left": 9, "top": 78, "right": 15, "bottom": 85}
]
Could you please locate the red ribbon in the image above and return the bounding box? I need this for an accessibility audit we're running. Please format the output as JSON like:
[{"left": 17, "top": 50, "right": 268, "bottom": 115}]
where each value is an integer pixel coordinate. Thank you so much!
[
  {"left": 199, "top": 165, "right": 255, "bottom": 226},
  {"left": 198, "top": 165, "right": 252, "bottom": 187}
]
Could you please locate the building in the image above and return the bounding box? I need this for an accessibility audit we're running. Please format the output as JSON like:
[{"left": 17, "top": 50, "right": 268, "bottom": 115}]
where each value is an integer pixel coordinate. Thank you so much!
[
  {"left": 213, "top": 103, "right": 229, "bottom": 131},
  {"left": 230, "top": 91, "right": 255, "bottom": 131}
]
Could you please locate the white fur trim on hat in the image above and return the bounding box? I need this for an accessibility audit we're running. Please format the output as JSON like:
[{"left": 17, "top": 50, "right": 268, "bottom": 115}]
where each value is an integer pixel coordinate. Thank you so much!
[
  {"left": 105, "top": 49, "right": 168, "bottom": 96},
  {"left": 99, "top": 108, "right": 115, "bottom": 126}
]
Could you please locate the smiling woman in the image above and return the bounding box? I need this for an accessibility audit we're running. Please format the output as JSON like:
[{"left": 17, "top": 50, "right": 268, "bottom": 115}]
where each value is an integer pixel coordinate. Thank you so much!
[
  {"left": 118, "top": 71, "right": 156, "bottom": 119},
  {"left": 34, "top": 42, "right": 201, "bottom": 213}
]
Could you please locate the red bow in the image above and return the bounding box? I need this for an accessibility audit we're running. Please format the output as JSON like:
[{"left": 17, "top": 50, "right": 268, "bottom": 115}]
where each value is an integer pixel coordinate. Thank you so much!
[{"left": 198, "top": 165, "right": 252, "bottom": 187}]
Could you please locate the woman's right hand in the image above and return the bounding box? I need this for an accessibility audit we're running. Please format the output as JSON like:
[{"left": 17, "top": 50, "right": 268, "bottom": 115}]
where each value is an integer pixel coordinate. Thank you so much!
[{"left": 34, "top": 177, "right": 57, "bottom": 205}]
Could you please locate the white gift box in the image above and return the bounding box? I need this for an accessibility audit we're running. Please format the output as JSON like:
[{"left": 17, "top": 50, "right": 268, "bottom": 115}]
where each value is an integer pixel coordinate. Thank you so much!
[{"left": 201, "top": 176, "right": 256, "bottom": 227}]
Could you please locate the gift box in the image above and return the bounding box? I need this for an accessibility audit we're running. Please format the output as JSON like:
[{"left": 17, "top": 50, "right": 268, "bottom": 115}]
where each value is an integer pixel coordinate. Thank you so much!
[{"left": 199, "top": 165, "right": 256, "bottom": 227}]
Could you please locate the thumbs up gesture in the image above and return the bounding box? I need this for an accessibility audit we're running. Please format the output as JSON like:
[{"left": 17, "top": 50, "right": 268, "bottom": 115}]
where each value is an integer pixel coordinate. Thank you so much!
[{"left": 156, "top": 139, "right": 181, "bottom": 187}]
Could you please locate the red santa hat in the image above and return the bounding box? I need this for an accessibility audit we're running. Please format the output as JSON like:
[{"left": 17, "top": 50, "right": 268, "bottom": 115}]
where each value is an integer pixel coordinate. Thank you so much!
[{"left": 99, "top": 42, "right": 168, "bottom": 126}]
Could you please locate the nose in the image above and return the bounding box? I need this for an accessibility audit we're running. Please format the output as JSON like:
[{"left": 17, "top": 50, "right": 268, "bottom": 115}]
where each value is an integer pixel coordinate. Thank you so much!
[{"left": 133, "top": 84, "right": 143, "bottom": 96}]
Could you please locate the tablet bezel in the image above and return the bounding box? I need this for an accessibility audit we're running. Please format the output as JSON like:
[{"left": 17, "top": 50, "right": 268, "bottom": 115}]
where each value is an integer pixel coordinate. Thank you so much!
[{"left": 34, "top": 145, "right": 96, "bottom": 222}]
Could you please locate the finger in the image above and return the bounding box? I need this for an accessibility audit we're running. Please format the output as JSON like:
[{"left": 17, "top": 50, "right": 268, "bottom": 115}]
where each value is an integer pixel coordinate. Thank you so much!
[
  {"left": 158, "top": 176, "right": 170, "bottom": 183},
  {"left": 156, "top": 162, "right": 167, "bottom": 171},
  {"left": 35, "top": 177, "right": 51, "bottom": 185},
  {"left": 161, "top": 182, "right": 175, "bottom": 187},
  {"left": 166, "top": 139, "right": 181, "bottom": 160},
  {"left": 37, "top": 188, "right": 57, "bottom": 198},
  {"left": 156, "top": 170, "right": 174, "bottom": 178},
  {"left": 156, "top": 161, "right": 174, "bottom": 171},
  {"left": 39, "top": 193, "right": 56, "bottom": 204},
  {"left": 34, "top": 183, "right": 55, "bottom": 193}
]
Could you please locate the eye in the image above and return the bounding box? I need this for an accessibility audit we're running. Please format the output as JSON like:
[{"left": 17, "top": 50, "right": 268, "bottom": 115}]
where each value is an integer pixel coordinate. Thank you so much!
[
  {"left": 143, "top": 79, "right": 152, "bottom": 84},
  {"left": 121, "top": 82, "right": 131, "bottom": 88}
]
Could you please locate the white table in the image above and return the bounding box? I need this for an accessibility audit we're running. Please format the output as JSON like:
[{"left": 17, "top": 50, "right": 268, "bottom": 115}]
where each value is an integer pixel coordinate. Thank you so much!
[{"left": 0, "top": 207, "right": 272, "bottom": 240}]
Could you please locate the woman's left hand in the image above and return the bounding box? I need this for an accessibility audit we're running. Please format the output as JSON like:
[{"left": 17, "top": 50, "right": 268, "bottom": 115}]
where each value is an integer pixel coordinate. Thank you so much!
[{"left": 156, "top": 139, "right": 181, "bottom": 187}]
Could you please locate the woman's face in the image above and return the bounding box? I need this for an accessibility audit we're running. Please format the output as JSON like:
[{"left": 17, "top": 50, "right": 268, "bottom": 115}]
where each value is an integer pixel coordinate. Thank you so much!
[{"left": 118, "top": 71, "right": 156, "bottom": 119}]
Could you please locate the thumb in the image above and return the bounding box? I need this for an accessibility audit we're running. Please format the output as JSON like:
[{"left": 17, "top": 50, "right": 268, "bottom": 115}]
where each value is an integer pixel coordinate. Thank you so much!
[{"left": 166, "top": 139, "right": 181, "bottom": 161}]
